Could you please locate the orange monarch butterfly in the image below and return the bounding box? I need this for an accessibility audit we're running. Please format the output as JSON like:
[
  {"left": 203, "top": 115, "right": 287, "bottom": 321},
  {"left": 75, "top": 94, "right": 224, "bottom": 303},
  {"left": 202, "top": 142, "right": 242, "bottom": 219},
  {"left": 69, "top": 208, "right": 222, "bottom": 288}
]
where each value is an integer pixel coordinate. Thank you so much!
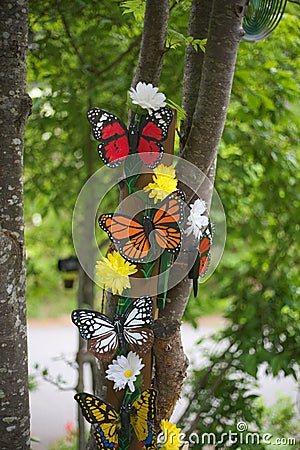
[
  {"left": 188, "top": 222, "right": 213, "bottom": 297},
  {"left": 74, "top": 389, "right": 157, "bottom": 450},
  {"left": 71, "top": 296, "right": 154, "bottom": 362},
  {"left": 98, "top": 191, "right": 186, "bottom": 264}
]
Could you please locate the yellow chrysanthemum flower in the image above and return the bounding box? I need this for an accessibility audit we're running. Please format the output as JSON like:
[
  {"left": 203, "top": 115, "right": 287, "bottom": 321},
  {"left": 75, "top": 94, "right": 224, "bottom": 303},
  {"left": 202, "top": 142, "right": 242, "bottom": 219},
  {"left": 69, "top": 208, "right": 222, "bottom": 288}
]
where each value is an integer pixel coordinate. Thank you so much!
[
  {"left": 160, "top": 419, "right": 182, "bottom": 449},
  {"left": 95, "top": 251, "right": 137, "bottom": 295},
  {"left": 143, "top": 164, "right": 178, "bottom": 204}
]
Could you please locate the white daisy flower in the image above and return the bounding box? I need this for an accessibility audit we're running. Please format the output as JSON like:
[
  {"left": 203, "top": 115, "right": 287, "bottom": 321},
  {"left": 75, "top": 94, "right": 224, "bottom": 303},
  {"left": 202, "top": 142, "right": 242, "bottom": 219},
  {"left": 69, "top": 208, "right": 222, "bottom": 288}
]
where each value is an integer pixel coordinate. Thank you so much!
[
  {"left": 129, "top": 81, "right": 166, "bottom": 112},
  {"left": 186, "top": 198, "right": 209, "bottom": 240},
  {"left": 105, "top": 351, "right": 144, "bottom": 392}
]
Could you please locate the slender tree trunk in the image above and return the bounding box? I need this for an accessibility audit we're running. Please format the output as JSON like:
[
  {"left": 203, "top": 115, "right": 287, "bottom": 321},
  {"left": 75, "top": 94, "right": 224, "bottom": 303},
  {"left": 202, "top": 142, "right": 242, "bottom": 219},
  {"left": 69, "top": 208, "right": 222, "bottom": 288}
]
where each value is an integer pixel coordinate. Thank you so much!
[
  {"left": 182, "top": 0, "right": 247, "bottom": 181},
  {"left": 0, "top": 1, "right": 32, "bottom": 449},
  {"left": 132, "top": 0, "right": 170, "bottom": 88},
  {"left": 181, "top": 0, "right": 213, "bottom": 149},
  {"left": 154, "top": 0, "right": 248, "bottom": 421}
]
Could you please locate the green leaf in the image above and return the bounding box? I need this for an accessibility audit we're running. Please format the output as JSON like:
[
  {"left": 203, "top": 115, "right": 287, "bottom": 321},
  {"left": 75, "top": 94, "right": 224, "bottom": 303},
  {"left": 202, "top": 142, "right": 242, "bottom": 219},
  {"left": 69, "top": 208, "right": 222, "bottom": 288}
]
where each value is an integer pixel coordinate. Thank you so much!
[
  {"left": 260, "top": 93, "right": 275, "bottom": 111},
  {"left": 166, "top": 99, "right": 186, "bottom": 121},
  {"left": 157, "top": 251, "right": 172, "bottom": 309},
  {"left": 120, "top": 0, "right": 145, "bottom": 22}
]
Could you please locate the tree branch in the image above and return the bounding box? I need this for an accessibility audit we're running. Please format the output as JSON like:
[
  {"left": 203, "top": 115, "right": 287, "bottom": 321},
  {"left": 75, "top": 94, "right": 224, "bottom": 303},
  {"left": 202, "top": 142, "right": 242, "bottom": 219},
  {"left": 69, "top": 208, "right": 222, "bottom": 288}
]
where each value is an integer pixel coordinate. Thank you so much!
[
  {"left": 181, "top": 0, "right": 247, "bottom": 180},
  {"left": 56, "top": 0, "right": 87, "bottom": 68},
  {"left": 132, "top": 0, "right": 171, "bottom": 87},
  {"left": 152, "top": 276, "right": 192, "bottom": 422},
  {"left": 57, "top": 0, "right": 141, "bottom": 78},
  {"left": 96, "top": 37, "right": 141, "bottom": 78},
  {"left": 180, "top": 0, "right": 213, "bottom": 150}
]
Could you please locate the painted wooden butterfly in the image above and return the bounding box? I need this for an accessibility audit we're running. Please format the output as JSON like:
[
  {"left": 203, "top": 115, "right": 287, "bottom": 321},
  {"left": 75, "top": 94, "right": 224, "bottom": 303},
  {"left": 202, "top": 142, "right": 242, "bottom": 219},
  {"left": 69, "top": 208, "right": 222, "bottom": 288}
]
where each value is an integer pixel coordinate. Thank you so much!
[
  {"left": 71, "top": 296, "right": 154, "bottom": 361},
  {"left": 99, "top": 191, "right": 185, "bottom": 264},
  {"left": 87, "top": 107, "right": 173, "bottom": 169},
  {"left": 188, "top": 222, "right": 213, "bottom": 297},
  {"left": 74, "top": 389, "right": 157, "bottom": 450}
]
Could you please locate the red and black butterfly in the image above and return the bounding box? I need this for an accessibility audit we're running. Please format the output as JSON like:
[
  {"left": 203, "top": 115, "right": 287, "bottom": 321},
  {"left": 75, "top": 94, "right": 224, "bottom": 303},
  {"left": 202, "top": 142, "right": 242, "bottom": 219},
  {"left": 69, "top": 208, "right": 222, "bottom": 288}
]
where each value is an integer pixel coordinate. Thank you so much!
[
  {"left": 98, "top": 191, "right": 185, "bottom": 264},
  {"left": 188, "top": 222, "right": 213, "bottom": 297},
  {"left": 87, "top": 107, "right": 173, "bottom": 169}
]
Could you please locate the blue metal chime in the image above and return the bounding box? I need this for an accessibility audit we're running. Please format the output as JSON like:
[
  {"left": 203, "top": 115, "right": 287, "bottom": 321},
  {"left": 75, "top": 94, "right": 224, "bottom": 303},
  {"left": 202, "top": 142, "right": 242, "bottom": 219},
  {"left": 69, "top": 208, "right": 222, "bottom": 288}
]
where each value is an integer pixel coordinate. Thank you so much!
[{"left": 242, "top": 0, "right": 288, "bottom": 42}]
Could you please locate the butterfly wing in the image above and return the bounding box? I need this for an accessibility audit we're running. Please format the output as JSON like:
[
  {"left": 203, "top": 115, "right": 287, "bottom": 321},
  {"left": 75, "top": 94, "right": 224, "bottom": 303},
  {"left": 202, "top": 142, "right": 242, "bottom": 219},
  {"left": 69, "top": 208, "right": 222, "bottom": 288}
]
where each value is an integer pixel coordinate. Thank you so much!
[
  {"left": 94, "top": 424, "right": 118, "bottom": 450},
  {"left": 199, "top": 252, "right": 211, "bottom": 277},
  {"left": 136, "top": 107, "right": 174, "bottom": 168},
  {"left": 130, "top": 389, "right": 157, "bottom": 449},
  {"left": 199, "top": 234, "right": 212, "bottom": 277},
  {"left": 74, "top": 393, "right": 120, "bottom": 450},
  {"left": 87, "top": 108, "right": 130, "bottom": 168},
  {"left": 151, "top": 192, "right": 185, "bottom": 254},
  {"left": 99, "top": 213, "right": 150, "bottom": 263},
  {"left": 71, "top": 309, "right": 118, "bottom": 361},
  {"left": 188, "top": 222, "right": 213, "bottom": 296},
  {"left": 123, "top": 296, "right": 154, "bottom": 354}
]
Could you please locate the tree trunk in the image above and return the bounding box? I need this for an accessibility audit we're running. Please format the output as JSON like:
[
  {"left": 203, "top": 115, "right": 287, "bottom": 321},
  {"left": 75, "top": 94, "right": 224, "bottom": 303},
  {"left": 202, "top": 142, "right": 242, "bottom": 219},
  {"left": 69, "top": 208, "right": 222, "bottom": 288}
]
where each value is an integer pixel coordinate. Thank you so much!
[
  {"left": 182, "top": 0, "right": 247, "bottom": 180},
  {"left": 155, "top": 0, "right": 248, "bottom": 421},
  {"left": 0, "top": 1, "right": 32, "bottom": 449},
  {"left": 181, "top": 0, "right": 213, "bottom": 149},
  {"left": 132, "top": 0, "right": 170, "bottom": 88}
]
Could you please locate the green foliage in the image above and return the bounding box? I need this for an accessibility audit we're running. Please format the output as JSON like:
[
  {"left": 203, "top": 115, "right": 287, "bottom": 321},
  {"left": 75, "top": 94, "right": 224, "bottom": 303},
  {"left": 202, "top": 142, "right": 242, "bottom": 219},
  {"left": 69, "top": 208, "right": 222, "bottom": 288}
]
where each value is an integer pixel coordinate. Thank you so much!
[
  {"left": 167, "top": 28, "right": 207, "bottom": 52},
  {"left": 259, "top": 395, "right": 300, "bottom": 448},
  {"left": 28, "top": 374, "right": 39, "bottom": 392},
  {"left": 25, "top": 206, "right": 77, "bottom": 317},
  {"left": 120, "top": 0, "right": 145, "bottom": 22},
  {"left": 166, "top": 98, "right": 186, "bottom": 122},
  {"left": 49, "top": 432, "right": 78, "bottom": 450}
]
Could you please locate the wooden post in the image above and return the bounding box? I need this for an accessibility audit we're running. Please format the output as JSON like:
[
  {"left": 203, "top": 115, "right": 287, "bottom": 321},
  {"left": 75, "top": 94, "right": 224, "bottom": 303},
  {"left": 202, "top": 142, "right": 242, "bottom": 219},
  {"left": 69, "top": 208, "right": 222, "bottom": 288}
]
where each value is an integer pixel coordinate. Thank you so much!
[{"left": 104, "top": 111, "right": 176, "bottom": 449}]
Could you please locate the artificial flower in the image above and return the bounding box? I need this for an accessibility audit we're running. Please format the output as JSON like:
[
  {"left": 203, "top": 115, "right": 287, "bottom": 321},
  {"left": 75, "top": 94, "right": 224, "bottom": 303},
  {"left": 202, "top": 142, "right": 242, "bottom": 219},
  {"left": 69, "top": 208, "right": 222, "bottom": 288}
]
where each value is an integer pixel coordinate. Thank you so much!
[
  {"left": 160, "top": 419, "right": 182, "bottom": 449},
  {"left": 105, "top": 351, "right": 144, "bottom": 392},
  {"left": 185, "top": 198, "right": 209, "bottom": 240},
  {"left": 143, "top": 164, "right": 178, "bottom": 203},
  {"left": 129, "top": 81, "right": 166, "bottom": 112},
  {"left": 95, "top": 250, "right": 137, "bottom": 295}
]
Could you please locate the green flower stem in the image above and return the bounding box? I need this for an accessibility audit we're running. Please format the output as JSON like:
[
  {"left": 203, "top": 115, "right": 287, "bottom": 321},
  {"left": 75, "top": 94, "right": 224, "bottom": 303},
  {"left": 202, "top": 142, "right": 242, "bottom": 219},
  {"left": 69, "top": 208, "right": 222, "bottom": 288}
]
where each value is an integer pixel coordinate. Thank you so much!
[
  {"left": 140, "top": 260, "right": 157, "bottom": 279},
  {"left": 125, "top": 174, "right": 141, "bottom": 195},
  {"left": 115, "top": 296, "right": 131, "bottom": 315},
  {"left": 157, "top": 251, "right": 173, "bottom": 309}
]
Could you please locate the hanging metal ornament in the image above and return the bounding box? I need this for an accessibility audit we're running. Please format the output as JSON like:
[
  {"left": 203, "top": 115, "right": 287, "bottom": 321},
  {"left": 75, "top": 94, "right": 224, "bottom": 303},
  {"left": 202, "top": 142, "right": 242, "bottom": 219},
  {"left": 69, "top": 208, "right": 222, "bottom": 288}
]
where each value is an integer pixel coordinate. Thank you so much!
[{"left": 242, "top": 0, "right": 288, "bottom": 42}]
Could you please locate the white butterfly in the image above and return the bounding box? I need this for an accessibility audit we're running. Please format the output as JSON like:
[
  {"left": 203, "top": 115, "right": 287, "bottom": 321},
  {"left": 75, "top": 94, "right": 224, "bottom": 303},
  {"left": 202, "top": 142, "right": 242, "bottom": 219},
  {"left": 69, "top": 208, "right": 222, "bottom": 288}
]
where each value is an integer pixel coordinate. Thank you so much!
[{"left": 71, "top": 296, "right": 154, "bottom": 361}]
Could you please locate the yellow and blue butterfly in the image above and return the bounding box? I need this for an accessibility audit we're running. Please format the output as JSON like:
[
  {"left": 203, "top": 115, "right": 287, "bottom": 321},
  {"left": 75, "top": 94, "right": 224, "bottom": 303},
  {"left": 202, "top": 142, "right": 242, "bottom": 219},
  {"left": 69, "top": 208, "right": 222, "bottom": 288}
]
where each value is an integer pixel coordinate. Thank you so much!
[{"left": 74, "top": 389, "right": 157, "bottom": 449}]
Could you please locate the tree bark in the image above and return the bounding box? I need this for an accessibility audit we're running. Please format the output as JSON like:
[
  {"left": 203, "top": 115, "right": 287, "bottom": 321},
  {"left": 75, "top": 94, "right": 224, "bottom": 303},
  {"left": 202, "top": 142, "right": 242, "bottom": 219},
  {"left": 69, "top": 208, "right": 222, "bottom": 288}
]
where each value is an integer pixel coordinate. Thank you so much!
[
  {"left": 0, "top": 1, "right": 32, "bottom": 449},
  {"left": 182, "top": 0, "right": 247, "bottom": 180},
  {"left": 132, "top": 0, "right": 170, "bottom": 88},
  {"left": 155, "top": 0, "right": 247, "bottom": 422},
  {"left": 181, "top": 0, "right": 213, "bottom": 149}
]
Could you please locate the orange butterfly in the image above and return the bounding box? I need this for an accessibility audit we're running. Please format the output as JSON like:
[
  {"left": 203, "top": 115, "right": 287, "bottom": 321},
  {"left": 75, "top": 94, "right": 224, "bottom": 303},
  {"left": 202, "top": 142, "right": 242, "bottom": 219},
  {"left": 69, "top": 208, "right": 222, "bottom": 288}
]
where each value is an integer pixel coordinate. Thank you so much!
[
  {"left": 98, "top": 192, "right": 185, "bottom": 263},
  {"left": 188, "top": 222, "right": 213, "bottom": 297}
]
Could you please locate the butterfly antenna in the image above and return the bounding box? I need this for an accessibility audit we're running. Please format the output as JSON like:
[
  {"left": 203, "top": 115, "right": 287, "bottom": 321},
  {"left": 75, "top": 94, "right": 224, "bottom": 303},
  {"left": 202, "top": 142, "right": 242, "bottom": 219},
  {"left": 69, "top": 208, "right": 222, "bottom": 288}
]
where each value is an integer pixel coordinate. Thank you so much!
[
  {"left": 101, "top": 290, "right": 106, "bottom": 313},
  {"left": 193, "top": 278, "right": 198, "bottom": 298}
]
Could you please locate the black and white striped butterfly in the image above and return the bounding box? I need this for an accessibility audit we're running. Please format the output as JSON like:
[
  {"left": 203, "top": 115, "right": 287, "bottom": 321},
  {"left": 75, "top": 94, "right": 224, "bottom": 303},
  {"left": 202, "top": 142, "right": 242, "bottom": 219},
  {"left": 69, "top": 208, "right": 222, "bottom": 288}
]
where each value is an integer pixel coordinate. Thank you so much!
[{"left": 71, "top": 296, "right": 154, "bottom": 361}]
